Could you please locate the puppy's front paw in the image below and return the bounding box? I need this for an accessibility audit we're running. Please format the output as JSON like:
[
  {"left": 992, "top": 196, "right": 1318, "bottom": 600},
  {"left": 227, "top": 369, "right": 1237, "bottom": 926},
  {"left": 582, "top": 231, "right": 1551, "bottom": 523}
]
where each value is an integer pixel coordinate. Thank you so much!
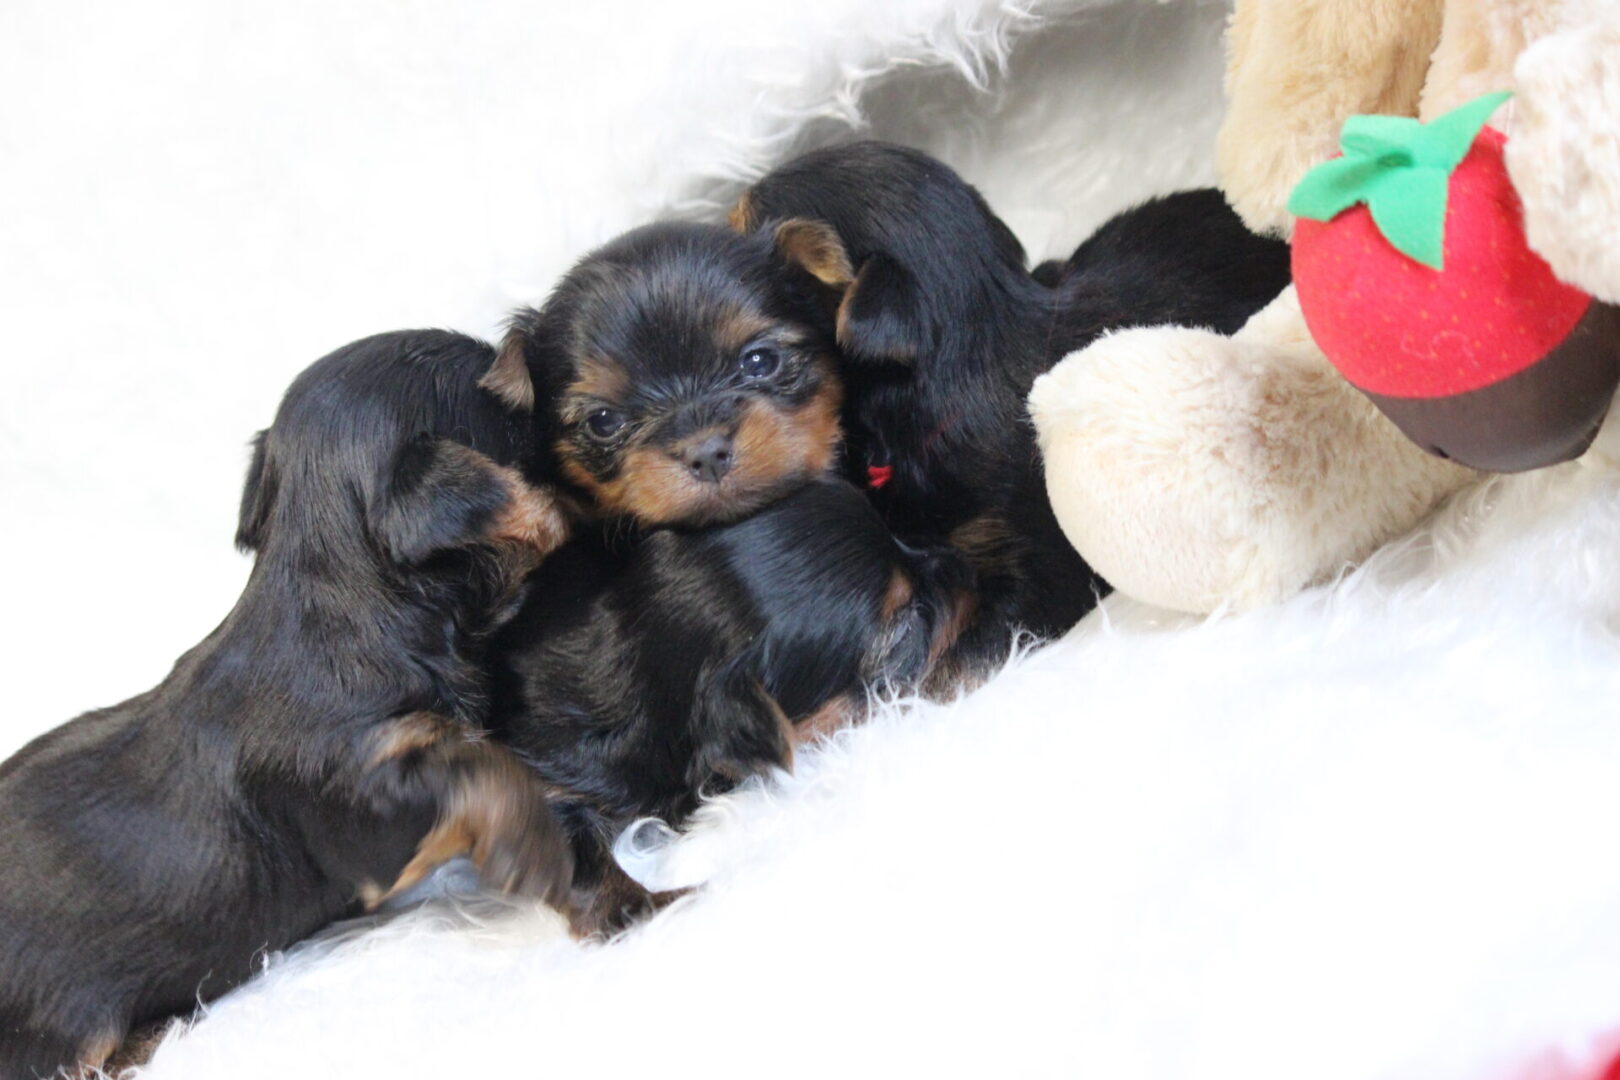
[{"left": 566, "top": 873, "right": 688, "bottom": 941}]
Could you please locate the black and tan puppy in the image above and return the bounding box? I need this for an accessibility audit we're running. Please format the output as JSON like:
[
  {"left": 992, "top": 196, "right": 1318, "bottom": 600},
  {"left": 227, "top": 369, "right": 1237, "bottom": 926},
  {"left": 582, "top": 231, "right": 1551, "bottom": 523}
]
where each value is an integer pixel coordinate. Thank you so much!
[
  {"left": 732, "top": 142, "right": 1293, "bottom": 665},
  {"left": 484, "top": 219, "right": 855, "bottom": 528},
  {"left": 483, "top": 223, "right": 971, "bottom": 935},
  {"left": 489, "top": 477, "right": 972, "bottom": 936},
  {"left": 0, "top": 330, "right": 573, "bottom": 1079}
]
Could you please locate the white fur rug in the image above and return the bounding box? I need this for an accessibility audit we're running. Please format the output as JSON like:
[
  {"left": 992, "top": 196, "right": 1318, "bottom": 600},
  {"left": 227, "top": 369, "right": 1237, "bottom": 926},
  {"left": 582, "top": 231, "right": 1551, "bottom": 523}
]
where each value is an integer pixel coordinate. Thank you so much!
[{"left": 5, "top": 2, "right": 1620, "bottom": 1079}]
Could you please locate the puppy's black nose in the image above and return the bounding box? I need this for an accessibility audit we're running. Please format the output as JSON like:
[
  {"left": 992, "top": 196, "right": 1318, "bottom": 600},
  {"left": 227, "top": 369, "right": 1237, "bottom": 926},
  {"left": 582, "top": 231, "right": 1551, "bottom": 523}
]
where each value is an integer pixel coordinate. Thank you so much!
[{"left": 681, "top": 433, "right": 733, "bottom": 484}]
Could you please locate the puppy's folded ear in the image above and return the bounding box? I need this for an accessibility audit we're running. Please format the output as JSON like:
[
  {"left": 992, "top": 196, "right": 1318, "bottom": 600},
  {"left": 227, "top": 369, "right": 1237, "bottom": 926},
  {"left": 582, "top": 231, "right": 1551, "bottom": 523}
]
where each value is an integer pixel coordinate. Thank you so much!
[
  {"left": 479, "top": 321, "right": 537, "bottom": 412},
  {"left": 236, "top": 430, "right": 278, "bottom": 552},
  {"left": 687, "top": 646, "right": 794, "bottom": 789},
  {"left": 481, "top": 306, "right": 581, "bottom": 430},
  {"left": 837, "top": 253, "right": 926, "bottom": 364},
  {"left": 773, "top": 219, "right": 854, "bottom": 288},
  {"left": 370, "top": 436, "right": 565, "bottom": 565}
]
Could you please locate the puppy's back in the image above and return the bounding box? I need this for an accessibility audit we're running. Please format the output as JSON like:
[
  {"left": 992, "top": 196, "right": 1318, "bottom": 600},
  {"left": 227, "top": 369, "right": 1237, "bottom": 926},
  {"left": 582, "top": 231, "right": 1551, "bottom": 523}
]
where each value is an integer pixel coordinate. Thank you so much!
[
  {"left": 0, "top": 328, "right": 567, "bottom": 1078},
  {"left": 1048, "top": 189, "right": 1292, "bottom": 345},
  {"left": 0, "top": 674, "right": 313, "bottom": 1076}
]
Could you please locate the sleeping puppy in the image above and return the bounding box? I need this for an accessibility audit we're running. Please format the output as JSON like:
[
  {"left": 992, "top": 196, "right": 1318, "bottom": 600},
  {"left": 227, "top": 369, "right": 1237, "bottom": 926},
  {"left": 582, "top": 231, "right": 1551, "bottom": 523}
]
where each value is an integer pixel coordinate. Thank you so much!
[
  {"left": 489, "top": 477, "right": 973, "bottom": 937},
  {"left": 0, "top": 330, "right": 574, "bottom": 1079},
  {"left": 732, "top": 142, "right": 1293, "bottom": 666},
  {"left": 483, "top": 219, "right": 854, "bottom": 528}
]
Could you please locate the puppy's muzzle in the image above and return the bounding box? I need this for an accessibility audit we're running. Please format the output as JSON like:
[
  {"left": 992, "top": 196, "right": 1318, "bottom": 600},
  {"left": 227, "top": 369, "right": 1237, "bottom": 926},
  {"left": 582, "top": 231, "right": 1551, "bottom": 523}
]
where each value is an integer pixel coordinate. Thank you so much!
[{"left": 677, "top": 432, "right": 734, "bottom": 484}]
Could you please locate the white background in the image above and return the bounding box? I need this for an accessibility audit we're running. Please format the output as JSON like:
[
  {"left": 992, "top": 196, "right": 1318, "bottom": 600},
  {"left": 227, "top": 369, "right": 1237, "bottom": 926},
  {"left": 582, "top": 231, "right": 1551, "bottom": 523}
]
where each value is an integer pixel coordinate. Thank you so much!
[{"left": 0, "top": 0, "right": 1223, "bottom": 758}]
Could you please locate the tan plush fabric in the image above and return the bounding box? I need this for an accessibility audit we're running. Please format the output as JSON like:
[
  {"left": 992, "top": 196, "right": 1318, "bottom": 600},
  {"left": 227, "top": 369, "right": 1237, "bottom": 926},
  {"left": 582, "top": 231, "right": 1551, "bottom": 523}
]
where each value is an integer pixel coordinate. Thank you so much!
[
  {"left": 1217, "top": 0, "right": 1443, "bottom": 238},
  {"left": 1034, "top": 0, "right": 1616, "bottom": 615},
  {"left": 1030, "top": 290, "right": 1476, "bottom": 612},
  {"left": 1506, "top": 4, "right": 1620, "bottom": 302}
]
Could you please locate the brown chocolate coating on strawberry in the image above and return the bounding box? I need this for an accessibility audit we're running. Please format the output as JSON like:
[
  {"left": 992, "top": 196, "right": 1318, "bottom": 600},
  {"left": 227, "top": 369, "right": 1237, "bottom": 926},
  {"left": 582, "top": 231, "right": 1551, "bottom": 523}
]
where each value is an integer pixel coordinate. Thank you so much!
[{"left": 1362, "top": 301, "right": 1620, "bottom": 472}]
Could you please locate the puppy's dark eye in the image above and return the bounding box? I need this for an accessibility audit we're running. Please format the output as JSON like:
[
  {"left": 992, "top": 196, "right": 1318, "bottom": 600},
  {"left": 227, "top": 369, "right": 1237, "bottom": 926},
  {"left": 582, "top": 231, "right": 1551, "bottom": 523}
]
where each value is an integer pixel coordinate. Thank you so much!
[
  {"left": 584, "top": 408, "right": 626, "bottom": 441},
  {"left": 738, "top": 346, "right": 781, "bottom": 380}
]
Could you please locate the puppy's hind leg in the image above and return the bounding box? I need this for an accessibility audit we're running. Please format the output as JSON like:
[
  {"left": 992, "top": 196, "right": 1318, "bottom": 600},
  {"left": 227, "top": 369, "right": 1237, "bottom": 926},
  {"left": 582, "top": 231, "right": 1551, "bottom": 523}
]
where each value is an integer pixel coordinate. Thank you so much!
[
  {"left": 367, "top": 713, "right": 574, "bottom": 908},
  {"left": 99, "top": 1018, "right": 182, "bottom": 1076}
]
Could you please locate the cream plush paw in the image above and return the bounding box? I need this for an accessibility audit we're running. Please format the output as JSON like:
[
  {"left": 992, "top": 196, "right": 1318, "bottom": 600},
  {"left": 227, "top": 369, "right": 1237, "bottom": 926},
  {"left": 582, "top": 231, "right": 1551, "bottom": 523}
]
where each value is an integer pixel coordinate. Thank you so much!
[
  {"left": 1029, "top": 290, "right": 1480, "bottom": 614},
  {"left": 1505, "top": 12, "right": 1620, "bottom": 305}
]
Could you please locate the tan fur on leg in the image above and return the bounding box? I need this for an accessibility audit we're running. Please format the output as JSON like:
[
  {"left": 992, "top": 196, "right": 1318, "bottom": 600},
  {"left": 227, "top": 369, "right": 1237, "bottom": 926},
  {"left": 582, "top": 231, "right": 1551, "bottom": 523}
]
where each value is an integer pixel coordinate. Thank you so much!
[{"left": 375, "top": 717, "right": 572, "bottom": 906}]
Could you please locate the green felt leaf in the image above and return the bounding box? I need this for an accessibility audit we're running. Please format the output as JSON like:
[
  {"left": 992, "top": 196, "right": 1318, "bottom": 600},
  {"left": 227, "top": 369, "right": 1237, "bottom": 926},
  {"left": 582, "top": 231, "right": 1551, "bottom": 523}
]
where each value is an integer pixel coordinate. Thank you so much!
[
  {"left": 1366, "top": 167, "right": 1452, "bottom": 268},
  {"left": 1287, "top": 155, "right": 1389, "bottom": 221},
  {"left": 1287, "top": 90, "right": 1513, "bottom": 270},
  {"left": 1339, "top": 114, "right": 1424, "bottom": 161},
  {"left": 1420, "top": 90, "right": 1513, "bottom": 169}
]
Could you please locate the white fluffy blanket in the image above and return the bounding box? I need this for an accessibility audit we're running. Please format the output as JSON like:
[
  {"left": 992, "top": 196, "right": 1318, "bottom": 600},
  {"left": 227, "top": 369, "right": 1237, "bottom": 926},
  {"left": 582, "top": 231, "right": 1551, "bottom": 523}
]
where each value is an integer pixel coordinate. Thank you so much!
[{"left": 5, "top": 2, "right": 1620, "bottom": 1078}]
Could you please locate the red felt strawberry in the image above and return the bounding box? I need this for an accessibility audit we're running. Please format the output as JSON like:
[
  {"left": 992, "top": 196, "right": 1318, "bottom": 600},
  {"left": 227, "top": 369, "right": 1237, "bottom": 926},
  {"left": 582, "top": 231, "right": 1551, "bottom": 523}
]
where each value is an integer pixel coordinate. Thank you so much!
[{"left": 1289, "top": 91, "right": 1620, "bottom": 472}]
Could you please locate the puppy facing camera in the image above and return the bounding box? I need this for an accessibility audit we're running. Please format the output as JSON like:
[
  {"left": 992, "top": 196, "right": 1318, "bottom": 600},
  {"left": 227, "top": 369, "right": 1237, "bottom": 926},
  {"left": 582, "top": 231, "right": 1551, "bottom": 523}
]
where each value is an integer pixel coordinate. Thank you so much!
[{"left": 489, "top": 220, "right": 852, "bottom": 527}]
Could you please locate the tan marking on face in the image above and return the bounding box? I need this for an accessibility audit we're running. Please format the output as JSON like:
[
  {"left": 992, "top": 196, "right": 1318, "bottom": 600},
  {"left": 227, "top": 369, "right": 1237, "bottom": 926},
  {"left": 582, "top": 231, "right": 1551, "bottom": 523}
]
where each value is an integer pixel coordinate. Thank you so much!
[
  {"left": 774, "top": 218, "right": 854, "bottom": 286},
  {"left": 714, "top": 308, "right": 780, "bottom": 355},
  {"left": 479, "top": 334, "right": 536, "bottom": 411},
  {"left": 563, "top": 371, "right": 842, "bottom": 526},
  {"left": 727, "top": 190, "right": 758, "bottom": 233},
  {"left": 563, "top": 445, "right": 703, "bottom": 524},
  {"left": 793, "top": 694, "right": 857, "bottom": 748},
  {"left": 729, "top": 373, "right": 843, "bottom": 493},
  {"left": 880, "top": 567, "right": 915, "bottom": 622},
  {"left": 565, "top": 356, "right": 630, "bottom": 403}
]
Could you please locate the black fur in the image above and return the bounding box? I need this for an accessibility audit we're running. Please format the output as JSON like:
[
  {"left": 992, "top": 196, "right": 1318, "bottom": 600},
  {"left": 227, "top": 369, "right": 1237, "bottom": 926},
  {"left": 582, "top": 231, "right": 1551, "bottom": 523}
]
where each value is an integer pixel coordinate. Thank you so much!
[
  {"left": 495, "top": 221, "right": 848, "bottom": 528},
  {"left": 488, "top": 477, "right": 971, "bottom": 936},
  {"left": 0, "top": 331, "right": 573, "bottom": 1079},
  {"left": 736, "top": 142, "right": 1293, "bottom": 666}
]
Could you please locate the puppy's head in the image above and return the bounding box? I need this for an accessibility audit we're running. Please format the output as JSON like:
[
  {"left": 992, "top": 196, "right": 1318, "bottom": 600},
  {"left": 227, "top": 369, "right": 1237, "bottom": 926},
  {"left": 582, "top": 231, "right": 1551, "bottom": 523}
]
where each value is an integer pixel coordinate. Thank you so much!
[
  {"left": 488, "top": 221, "right": 851, "bottom": 527},
  {"left": 238, "top": 330, "right": 568, "bottom": 593},
  {"left": 729, "top": 141, "right": 1028, "bottom": 371}
]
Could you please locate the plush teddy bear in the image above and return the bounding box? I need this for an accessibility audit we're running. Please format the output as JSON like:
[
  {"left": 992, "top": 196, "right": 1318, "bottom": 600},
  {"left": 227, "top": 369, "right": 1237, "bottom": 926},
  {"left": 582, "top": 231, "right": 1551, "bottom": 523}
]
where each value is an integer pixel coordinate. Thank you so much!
[{"left": 1028, "top": 0, "right": 1620, "bottom": 615}]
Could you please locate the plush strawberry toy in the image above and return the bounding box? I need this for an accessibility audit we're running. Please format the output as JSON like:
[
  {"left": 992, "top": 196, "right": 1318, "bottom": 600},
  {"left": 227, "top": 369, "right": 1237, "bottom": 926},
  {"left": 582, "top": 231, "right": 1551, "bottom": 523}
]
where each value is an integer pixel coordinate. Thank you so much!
[{"left": 1290, "top": 91, "right": 1620, "bottom": 472}]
